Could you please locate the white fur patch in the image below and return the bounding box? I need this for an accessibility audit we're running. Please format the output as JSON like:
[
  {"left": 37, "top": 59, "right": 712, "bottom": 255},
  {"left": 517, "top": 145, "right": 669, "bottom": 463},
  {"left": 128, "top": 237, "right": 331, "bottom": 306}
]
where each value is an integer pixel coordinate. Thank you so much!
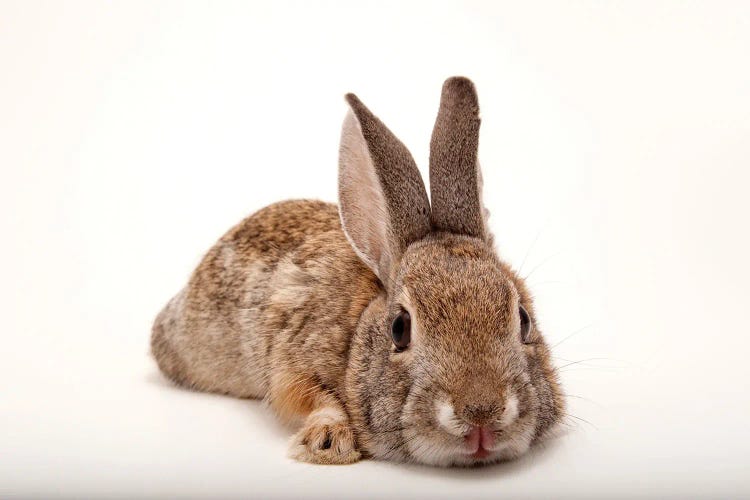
[
  {"left": 435, "top": 399, "right": 468, "bottom": 437},
  {"left": 310, "top": 406, "right": 346, "bottom": 425},
  {"left": 267, "top": 257, "right": 311, "bottom": 309},
  {"left": 220, "top": 243, "right": 235, "bottom": 269},
  {"left": 501, "top": 393, "right": 520, "bottom": 427}
]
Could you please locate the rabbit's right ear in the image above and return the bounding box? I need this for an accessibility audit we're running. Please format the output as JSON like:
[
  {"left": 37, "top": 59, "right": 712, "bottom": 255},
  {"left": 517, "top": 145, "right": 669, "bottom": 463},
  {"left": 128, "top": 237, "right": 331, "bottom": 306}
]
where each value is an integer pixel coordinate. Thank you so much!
[
  {"left": 338, "top": 93, "right": 431, "bottom": 286},
  {"left": 429, "top": 77, "right": 489, "bottom": 241}
]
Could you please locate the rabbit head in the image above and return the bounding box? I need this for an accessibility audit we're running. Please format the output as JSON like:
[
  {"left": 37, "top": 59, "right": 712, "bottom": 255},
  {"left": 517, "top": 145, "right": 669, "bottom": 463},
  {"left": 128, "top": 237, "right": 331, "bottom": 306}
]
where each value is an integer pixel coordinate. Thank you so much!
[{"left": 338, "top": 77, "right": 564, "bottom": 466}]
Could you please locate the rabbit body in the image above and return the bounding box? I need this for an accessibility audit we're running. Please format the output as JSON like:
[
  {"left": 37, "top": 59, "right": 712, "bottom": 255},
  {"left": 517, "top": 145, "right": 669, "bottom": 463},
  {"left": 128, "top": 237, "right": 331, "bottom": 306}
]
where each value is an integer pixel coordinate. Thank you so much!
[
  {"left": 152, "top": 78, "right": 564, "bottom": 466},
  {"left": 152, "top": 199, "right": 379, "bottom": 463}
]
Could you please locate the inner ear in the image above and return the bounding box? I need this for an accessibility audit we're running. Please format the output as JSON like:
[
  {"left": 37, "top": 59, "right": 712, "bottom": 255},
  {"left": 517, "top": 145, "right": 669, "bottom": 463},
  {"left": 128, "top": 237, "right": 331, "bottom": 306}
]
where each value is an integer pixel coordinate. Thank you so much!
[
  {"left": 338, "top": 110, "right": 392, "bottom": 276},
  {"left": 337, "top": 94, "right": 431, "bottom": 286}
]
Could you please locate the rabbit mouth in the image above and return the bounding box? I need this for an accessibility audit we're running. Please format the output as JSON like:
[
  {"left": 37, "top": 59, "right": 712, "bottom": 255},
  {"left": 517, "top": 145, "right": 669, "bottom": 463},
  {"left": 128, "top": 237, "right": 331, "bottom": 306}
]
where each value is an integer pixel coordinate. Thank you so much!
[
  {"left": 470, "top": 446, "right": 491, "bottom": 459},
  {"left": 451, "top": 425, "right": 535, "bottom": 465},
  {"left": 461, "top": 440, "right": 508, "bottom": 461},
  {"left": 464, "top": 445, "right": 495, "bottom": 461},
  {"left": 452, "top": 445, "right": 505, "bottom": 466},
  {"left": 400, "top": 426, "right": 526, "bottom": 466},
  {"left": 463, "top": 425, "right": 500, "bottom": 459}
]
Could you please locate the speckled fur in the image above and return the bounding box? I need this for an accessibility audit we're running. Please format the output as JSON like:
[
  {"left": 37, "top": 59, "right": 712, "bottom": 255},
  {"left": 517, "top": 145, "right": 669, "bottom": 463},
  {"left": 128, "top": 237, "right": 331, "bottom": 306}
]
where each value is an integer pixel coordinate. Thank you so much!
[{"left": 151, "top": 77, "right": 564, "bottom": 466}]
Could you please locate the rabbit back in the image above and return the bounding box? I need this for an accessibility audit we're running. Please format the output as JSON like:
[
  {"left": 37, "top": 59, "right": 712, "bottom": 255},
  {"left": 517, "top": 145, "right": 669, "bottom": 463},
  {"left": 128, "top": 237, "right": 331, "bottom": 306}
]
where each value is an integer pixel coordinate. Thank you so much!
[{"left": 151, "top": 199, "right": 358, "bottom": 399}]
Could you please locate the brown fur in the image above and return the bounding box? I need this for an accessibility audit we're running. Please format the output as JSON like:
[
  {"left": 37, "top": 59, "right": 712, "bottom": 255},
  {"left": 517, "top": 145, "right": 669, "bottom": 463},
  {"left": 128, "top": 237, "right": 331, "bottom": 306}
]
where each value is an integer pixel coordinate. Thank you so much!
[
  {"left": 429, "top": 77, "right": 486, "bottom": 240},
  {"left": 151, "top": 77, "right": 564, "bottom": 466},
  {"left": 344, "top": 93, "right": 431, "bottom": 252}
]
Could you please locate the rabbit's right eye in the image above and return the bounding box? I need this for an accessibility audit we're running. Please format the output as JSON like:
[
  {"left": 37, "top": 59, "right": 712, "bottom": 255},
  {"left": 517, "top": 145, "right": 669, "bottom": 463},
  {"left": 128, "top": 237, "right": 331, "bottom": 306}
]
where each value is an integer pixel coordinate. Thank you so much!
[
  {"left": 391, "top": 310, "right": 411, "bottom": 352},
  {"left": 519, "top": 305, "right": 532, "bottom": 343}
]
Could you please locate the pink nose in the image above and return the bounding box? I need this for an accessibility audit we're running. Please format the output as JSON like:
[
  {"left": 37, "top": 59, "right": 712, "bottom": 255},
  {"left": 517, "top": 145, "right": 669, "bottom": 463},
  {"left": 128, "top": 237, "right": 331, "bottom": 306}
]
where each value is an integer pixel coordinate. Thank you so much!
[{"left": 465, "top": 425, "right": 495, "bottom": 458}]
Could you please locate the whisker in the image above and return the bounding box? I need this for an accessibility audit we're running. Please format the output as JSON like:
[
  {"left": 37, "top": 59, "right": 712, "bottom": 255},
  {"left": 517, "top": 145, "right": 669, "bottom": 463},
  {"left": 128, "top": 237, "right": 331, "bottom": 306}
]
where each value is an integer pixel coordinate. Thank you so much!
[
  {"left": 562, "top": 393, "right": 603, "bottom": 407},
  {"left": 551, "top": 323, "right": 594, "bottom": 349},
  {"left": 559, "top": 366, "right": 620, "bottom": 373},
  {"left": 517, "top": 225, "right": 545, "bottom": 276},
  {"left": 556, "top": 357, "right": 616, "bottom": 370},
  {"left": 529, "top": 280, "right": 567, "bottom": 288},
  {"left": 564, "top": 413, "right": 598, "bottom": 430},
  {"left": 522, "top": 251, "right": 562, "bottom": 281}
]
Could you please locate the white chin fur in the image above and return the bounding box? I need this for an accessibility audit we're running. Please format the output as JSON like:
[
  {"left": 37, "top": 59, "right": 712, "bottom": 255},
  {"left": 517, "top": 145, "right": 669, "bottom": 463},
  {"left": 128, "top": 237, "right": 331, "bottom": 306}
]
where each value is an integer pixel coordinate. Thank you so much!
[
  {"left": 403, "top": 430, "right": 534, "bottom": 467},
  {"left": 400, "top": 397, "right": 535, "bottom": 466}
]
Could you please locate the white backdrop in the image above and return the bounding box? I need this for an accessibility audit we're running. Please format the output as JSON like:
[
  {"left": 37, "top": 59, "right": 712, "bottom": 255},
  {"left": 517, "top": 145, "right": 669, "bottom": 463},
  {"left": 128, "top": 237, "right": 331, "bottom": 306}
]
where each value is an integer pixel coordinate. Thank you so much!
[{"left": 2, "top": 1, "right": 749, "bottom": 498}]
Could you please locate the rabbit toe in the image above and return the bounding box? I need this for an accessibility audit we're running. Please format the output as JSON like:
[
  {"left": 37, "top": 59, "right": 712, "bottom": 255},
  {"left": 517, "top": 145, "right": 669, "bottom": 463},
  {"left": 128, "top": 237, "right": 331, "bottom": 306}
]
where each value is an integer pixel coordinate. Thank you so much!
[{"left": 289, "top": 420, "right": 361, "bottom": 465}]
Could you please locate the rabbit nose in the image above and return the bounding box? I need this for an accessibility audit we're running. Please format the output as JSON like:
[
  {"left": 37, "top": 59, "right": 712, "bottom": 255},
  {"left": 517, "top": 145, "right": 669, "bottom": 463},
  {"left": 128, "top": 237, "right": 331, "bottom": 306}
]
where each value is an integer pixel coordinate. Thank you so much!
[{"left": 460, "top": 403, "right": 503, "bottom": 426}]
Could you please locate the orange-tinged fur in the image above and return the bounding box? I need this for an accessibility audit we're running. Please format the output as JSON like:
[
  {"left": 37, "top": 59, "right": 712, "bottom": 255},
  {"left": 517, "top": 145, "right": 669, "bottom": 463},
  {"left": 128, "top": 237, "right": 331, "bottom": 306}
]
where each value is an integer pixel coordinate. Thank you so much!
[{"left": 269, "top": 372, "right": 321, "bottom": 424}]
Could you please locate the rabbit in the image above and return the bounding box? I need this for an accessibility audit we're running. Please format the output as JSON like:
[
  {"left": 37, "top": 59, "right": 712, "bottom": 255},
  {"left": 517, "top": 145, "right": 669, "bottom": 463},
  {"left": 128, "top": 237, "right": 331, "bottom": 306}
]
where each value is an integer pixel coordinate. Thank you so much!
[{"left": 151, "top": 76, "right": 565, "bottom": 466}]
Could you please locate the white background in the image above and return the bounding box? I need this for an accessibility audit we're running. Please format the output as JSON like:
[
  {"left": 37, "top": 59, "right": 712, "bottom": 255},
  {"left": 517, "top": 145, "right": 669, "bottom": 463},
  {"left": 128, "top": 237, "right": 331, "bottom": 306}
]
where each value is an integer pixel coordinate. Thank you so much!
[{"left": 2, "top": 1, "right": 749, "bottom": 498}]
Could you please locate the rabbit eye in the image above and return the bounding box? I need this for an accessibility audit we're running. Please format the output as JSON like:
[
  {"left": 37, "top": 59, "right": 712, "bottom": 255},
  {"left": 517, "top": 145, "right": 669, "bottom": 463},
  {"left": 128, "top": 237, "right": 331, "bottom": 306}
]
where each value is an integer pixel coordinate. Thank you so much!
[
  {"left": 519, "top": 305, "right": 532, "bottom": 343},
  {"left": 391, "top": 310, "right": 411, "bottom": 351}
]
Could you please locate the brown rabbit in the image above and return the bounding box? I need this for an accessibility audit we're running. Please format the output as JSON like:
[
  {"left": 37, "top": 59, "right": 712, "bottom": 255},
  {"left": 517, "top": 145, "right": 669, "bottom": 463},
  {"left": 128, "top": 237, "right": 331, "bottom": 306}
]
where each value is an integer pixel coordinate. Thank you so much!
[{"left": 151, "top": 77, "right": 564, "bottom": 466}]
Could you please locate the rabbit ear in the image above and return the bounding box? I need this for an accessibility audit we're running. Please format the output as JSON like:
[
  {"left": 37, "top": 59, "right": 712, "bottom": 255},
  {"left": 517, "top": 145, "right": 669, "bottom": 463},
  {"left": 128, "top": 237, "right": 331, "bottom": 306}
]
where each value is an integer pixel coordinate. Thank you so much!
[
  {"left": 429, "top": 77, "right": 489, "bottom": 241},
  {"left": 338, "top": 93, "right": 431, "bottom": 284}
]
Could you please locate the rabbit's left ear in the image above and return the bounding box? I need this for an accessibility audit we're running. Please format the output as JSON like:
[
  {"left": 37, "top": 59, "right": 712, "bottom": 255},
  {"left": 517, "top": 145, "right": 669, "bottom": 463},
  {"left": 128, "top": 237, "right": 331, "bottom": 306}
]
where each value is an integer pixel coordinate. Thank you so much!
[
  {"left": 338, "top": 93, "right": 431, "bottom": 285},
  {"left": 429, "top": 77, "right": 490, "bottom": 242}
]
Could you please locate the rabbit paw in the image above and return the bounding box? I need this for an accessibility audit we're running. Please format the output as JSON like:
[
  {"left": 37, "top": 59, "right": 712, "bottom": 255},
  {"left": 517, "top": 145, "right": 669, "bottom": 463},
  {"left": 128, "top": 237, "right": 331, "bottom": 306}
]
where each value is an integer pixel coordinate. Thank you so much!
[{"left": 288, "top": 408, "right": 361, "bottom": 465}]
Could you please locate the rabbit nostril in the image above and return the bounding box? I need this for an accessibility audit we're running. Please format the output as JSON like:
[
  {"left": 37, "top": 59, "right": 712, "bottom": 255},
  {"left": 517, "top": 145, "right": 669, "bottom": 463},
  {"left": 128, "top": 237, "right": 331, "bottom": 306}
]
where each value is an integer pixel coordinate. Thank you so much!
[{"left": 462, "top": 404, "right": 498, "bottom": 425}]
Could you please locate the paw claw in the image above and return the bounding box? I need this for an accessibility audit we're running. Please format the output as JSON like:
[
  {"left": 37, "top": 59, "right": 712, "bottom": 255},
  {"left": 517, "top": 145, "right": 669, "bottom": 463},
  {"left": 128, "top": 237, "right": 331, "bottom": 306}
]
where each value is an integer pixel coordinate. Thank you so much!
[{"left": 289, "top": 420, "right": 361, "bottom": 465}]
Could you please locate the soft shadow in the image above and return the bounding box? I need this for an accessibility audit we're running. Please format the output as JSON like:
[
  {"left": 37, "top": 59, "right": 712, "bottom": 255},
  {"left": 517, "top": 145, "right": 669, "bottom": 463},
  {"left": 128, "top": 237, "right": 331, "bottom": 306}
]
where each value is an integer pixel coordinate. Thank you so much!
[
  {"left": 238, "top": 398, "right": 292, "bottom": 440},
  {"left": 145, "top": 368, "right": 180, "bottom": 389},
  {"left": 144, "top": 367, "right": 290, "bottom": 440}
]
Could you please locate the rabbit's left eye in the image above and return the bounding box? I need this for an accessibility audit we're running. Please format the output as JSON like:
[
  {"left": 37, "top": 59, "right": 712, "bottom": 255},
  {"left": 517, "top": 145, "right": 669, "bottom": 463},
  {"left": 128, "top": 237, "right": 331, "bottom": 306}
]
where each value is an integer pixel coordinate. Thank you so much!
[
  {"left": 519, "top": 305, "right": 532, "bottom": 343},
  {"left": 391, "top": 310, "right": 411, "bottom": 352}
]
